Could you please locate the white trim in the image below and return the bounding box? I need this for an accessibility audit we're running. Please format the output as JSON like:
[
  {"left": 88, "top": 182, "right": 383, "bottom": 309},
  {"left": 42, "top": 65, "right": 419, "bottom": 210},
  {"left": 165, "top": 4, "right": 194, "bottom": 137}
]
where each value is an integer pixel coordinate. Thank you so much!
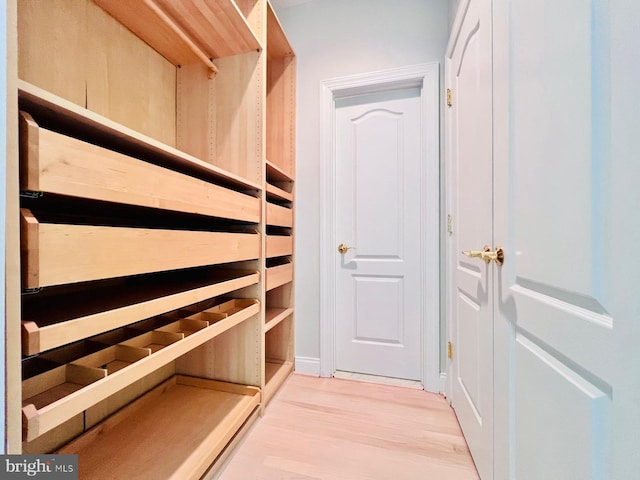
[
  {"left": 446, "top": 0, "right": 471, "bottom": 58},
  {"left": 319, "top": 63, "right": 441, "bottom": 392},
  {"left": 440, "top": 372, "right": 448, "bottom": 395},
  {"left": 294, "top": 356, "right": 321, "bottom": 376}
]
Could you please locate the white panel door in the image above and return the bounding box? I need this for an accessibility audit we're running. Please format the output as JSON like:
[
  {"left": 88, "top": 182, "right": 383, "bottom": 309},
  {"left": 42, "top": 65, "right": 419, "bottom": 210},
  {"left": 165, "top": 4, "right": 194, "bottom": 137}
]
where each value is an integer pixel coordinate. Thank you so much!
[
  {"left": 449, "top": 0, "right": 638, "bottom": 477},
  {"left": 335, "top": 87, "right": 422, "bottom": 381},
  {"left": 492, "top": 0, "right": 616, "bottom": 478},
  {"left": 446, "top": 0, "right": 493, "bottom": 478}
]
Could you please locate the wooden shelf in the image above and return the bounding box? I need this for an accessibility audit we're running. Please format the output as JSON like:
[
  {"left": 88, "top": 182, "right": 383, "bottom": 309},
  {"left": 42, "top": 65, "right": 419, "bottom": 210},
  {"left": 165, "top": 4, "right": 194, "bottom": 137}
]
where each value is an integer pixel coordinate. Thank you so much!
[
  {"left": 12, "top": 0, "right": 296, "bottom": 460},
  {"left": 22, "top": 300, "right": 260, "bottom": 441},
  {"left": 21, "top": 208, "right": 260, "bottom": 289},
  {"left": 265, "top": 307, "right": 294, "bottom": 333},
  {"left": 266, "top": 182, "right": 293, "bottom": 202},
  {"left": 155, "top": 0, "right": 262, "bottom": 58},
  {"left": 266, "top": 202, "right": 293, "bottom": 228},
  {"left": 58, "top": 375, "right": 260, "bottom": 480},
  {"left": 264, "top": 361, "right": 293, "bottom": 404},
  {"left": 95, "top": 0, "right": 262, "bottom": 77},
  {"left": 19, "top": 81, "right": 262, "bottom": 192},
  {"left": 266, "top": 234, "right": 293, "bottom": 258},
  {"left": 266, "top": 159, "right": 294, "bottom": 183},
  {"left": 20, "top": 112, "right": 260, "bottom": 223},
  {"left": 266, "top": 263, "right": 293, "bottom": 292},
  {"left": 22, "top": 270, "right": 258, "bottom": 356},
  {"left": 94, "top": 0, "right": 216, "bottom": 76},
  {"left": 267, "top": 3, "right": 294, "bottom": 59}
]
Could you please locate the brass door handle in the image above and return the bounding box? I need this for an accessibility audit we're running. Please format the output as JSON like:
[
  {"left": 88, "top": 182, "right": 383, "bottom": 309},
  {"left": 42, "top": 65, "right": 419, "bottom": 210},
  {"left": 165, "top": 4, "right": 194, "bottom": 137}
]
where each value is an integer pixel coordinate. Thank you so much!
[
  {"left": 338, "top": 243, "right": 354, "bottom": 254},
  {"left": 462, "top": 245, "right": 505, "bottom": 266}
]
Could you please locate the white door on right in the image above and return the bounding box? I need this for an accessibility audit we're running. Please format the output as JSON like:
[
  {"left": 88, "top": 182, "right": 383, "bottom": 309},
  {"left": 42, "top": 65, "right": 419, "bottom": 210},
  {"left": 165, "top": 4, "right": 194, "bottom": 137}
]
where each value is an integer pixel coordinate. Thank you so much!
[
  {"left": 492, "top": 0, "right": 618, "bottom": 479},
  {"left": 448, "top": 0, "right": 640, "bottom": 478}
]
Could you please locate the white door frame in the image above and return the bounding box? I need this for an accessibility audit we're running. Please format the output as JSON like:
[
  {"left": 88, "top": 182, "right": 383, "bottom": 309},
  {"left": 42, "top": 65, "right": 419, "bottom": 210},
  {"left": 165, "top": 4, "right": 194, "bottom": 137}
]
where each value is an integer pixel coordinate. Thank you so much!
[{"left": 319, "top": 63, "right": 441, "bottom": 392}]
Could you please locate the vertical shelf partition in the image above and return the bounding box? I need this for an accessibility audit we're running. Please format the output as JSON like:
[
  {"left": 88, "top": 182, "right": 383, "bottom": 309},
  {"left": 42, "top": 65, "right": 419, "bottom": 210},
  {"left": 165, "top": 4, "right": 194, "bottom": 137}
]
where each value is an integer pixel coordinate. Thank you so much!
[
  {"left": 264, "top": 2, "right": 296, "bottom": 405},
  {"left": 8, "top": 0, "right": 296, "bottom": 476}
]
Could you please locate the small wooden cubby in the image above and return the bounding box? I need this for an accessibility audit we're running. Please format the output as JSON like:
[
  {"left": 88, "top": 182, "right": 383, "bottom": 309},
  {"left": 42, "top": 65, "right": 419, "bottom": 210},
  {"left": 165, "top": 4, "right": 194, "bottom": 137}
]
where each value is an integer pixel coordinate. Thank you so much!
[{"left": 6, "top": 0, "right": 296, "bottom": 476}]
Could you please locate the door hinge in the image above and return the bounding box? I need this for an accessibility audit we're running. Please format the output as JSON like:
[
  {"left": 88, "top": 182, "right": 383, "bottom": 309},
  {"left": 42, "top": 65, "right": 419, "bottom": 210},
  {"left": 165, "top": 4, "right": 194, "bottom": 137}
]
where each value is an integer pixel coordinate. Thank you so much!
[
  {"left": 447, "top": 88, "right": 453, "bottom": 107},
  {"left": 447, "top": 341, "right": 454, "bottom": 359},
  {"left": 447, "top": 214, "right": 454, "bottom": 235}
]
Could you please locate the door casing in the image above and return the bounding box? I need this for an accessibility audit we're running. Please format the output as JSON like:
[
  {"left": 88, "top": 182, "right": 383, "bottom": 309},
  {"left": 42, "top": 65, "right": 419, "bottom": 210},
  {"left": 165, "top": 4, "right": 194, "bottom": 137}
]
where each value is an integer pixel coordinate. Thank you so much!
[{"left": 319, "top": 63, "right": 441, "bottom": 392}]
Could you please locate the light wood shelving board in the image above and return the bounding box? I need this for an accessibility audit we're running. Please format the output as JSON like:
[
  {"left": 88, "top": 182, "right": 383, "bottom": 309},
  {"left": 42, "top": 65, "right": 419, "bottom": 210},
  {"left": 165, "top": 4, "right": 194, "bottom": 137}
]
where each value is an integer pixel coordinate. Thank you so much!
[
  {"left": 59, "top": 375, "right": 261, "bottom": 480},
  {"left": 265, "top": 307, "right": 293, "bottom": 333},
  {"left": 266, "top": 234, "right": 294, "bottom": 258},
  {"left": 267, "top": 2, "right": 293, "bottom": 59},
  {"left": 18, "top": 81, "right": 262, "bottom": 192},
  {"left": 21, "top": 208, "right": 260, "bottom": 289},
  {"left": 266, "top": 202, "right": 293, "bottom": 227},
  {"left": 20, "top": 112, "right": 260, "bottom": 223},
  {"left": 263, "top": 361, "right": 293, "bottom": 404},
  {"left": 266, "top": 159, "right": 294, "bottom": 182},
  {"left": 155, "top": 0, "right": 262, "bottom": 58},
  {"left": 266, "top": 262, "right": 293, "bottom": 291},
  {"left": 22, "top": 300, "right": 260, "bottom": 441},
  {"left": 94, "top": 0, "right": 263, "bottom": 79},
  {"left": 22, "top": 271, "right": 258, "bottom": 356},
  {"left": 266, "top": 182, "right": 293, "bottom": 202}
]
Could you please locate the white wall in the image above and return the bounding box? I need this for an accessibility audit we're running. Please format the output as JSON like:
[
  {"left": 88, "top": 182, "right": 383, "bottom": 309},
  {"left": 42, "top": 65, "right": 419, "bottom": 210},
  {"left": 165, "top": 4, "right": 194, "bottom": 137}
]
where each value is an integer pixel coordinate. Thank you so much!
[
  {"left": 448, "top": 0, "right": 461, "bottom": 26},
  {"left": 275, "top": 0, "right": 449, "bottom": 365}
]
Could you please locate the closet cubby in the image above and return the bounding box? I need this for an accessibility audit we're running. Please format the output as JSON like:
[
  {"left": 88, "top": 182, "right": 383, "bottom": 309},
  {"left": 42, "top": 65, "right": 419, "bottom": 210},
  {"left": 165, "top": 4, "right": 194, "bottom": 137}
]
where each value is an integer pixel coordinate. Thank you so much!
[
  {"left": 264, "top": 314, "right": 294, "bottom": 403},
  {"left": 8, "top": 0, "right": 295, "bottom": 472}
]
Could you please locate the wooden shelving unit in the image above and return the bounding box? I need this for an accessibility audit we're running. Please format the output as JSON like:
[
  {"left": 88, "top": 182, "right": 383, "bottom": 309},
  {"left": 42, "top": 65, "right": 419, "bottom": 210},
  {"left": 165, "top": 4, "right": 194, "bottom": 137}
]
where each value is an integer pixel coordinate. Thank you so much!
[
  {"left": 264, "top": 1, "right": 296, "bottom": 407},
  {"left": 6, "top": 0, "right": 296, "bottom": 475}
]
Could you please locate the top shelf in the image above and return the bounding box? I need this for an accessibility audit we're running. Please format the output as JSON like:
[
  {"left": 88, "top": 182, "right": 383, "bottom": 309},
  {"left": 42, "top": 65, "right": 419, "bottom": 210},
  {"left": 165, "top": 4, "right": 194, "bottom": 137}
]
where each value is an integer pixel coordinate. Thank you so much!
[
  {"left": 19, "top": 80, "right": 262, "bottom": 192},
  {"left": 267, "top": 2, "right": 294, "bottom": 59},
  {"left": 94, "top": 0, "right": 262, "bottom": 76}
]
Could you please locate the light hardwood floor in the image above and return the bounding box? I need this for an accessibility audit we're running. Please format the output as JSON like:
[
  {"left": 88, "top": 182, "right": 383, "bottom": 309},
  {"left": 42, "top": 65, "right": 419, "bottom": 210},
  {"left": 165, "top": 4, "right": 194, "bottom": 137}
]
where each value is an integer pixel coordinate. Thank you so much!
[{"left": 220, "top": 374, "right": 480, "bottom": 479}]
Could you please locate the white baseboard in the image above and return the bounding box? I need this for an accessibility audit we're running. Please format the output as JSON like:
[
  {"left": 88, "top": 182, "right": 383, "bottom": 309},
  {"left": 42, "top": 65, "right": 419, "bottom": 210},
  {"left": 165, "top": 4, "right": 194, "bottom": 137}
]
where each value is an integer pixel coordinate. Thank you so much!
[{"left": 294, "top": 356, "right": 321, "bottom": 376}]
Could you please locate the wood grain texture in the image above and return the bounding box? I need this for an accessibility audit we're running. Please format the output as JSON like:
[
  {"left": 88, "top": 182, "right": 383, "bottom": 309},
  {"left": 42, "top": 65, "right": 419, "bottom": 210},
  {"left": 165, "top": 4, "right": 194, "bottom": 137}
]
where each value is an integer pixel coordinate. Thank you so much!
[
  {"left": 21, "top": 209, "right": 260, "bottom": 289},
  {"left": 19, "top": 81, "right": 261, "bottom": 191},
  {"left": 266, "top": 234, "right": 293, "bottom": 258},
  {"left": 59, "top": 375, "right": 260, "bottom": 480},
  {"left": 20, "top": 114, "right": 260, "bottom": 222},
  {"left": 22, "top": 302, "right": 259, "bottom": 440},
  {"left": 176, "top": 52, "right": 263, "bottom": 184},
  {"left": 266, "top": 262, "right": 293, "bottom": 291},
  {"left": 221, "top": 375, "right": 480, "bottom": 480},
  {"left": 266, "top": 54, "right": 295, "bottom": 177},
  {"left": 21, "top": 271, "right": 259, "bottom": 356},
  {"left": 267, "top": 3, "right": 293, "bottom": 58},
  {"left": 155, "top": 0, "right": 262, "bottom": 58},
  {"left": 19, "top": 0, "right": 177, "bottom": 145},
  {"left": 266, "top": 201, "right": 293, "bottom": 227}
]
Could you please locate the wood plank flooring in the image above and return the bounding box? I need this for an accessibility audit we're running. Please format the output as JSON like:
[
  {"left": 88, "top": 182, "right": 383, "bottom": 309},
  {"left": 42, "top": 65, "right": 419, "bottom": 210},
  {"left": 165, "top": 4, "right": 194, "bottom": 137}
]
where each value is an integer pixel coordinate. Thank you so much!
[{"left": 220, "top": 374, "right": 480, "bottom": 480}]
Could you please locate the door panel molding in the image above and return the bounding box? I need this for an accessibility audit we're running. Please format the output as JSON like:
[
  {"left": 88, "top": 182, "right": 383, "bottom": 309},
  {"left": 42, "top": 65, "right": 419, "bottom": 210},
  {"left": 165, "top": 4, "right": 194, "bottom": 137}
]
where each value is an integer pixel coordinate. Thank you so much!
[{"left": 319, "top": 63, "right": 441, "bottom": 392}]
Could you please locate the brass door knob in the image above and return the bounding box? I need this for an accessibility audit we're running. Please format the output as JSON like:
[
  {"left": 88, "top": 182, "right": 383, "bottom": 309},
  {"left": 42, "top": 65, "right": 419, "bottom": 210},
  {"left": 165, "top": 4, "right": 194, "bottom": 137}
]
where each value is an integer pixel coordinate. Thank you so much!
[
  {"left": 462, "top": 245, "right": 505, "bottom": 266},
  {"left": 338, "top": 243, "right": 354, "bottom": 254}
]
